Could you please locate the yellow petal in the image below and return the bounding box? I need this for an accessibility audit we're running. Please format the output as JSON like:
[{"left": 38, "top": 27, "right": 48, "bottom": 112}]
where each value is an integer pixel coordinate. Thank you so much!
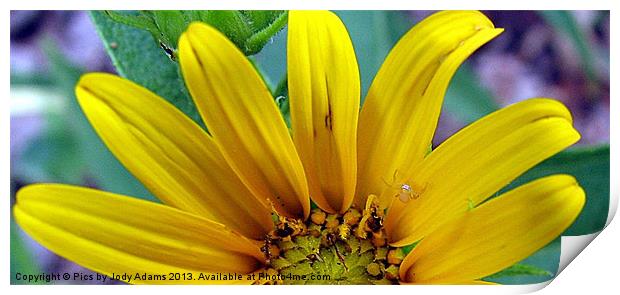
[
  {"left": 13, "top": 184, "right": 266, "bottom": 284},
  {"left": 75, "top": 73, "right": 273, "bottom": 240},
  {"left": 399, "top": 175, "right": 585, "bottom": 284},
  {"left": 356, "top": 11, "right": 503, "bottom": 208},
  {"left": 459, "top": 281, "right": 498, "bottom": 285},
  {"left": 288, "top": 11, "right": 360, "bottom": 213},
  {"left": 179, "top": 22, "right": 310, "bottom": 219},
  {"left": 385, "top": 98, "right": 580, "bottom": 246}
]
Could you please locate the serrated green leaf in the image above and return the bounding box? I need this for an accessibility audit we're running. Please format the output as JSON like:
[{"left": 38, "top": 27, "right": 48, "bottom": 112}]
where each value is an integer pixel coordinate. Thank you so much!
[
  {"left": 242, "top": 11, "right": 288, "bottom": 55},
  {"left": 150, "top": 10, "right": 188, "bottom": 48},
  {"left": 242, "top": 10, "right": 283, "bottom": 31},
  {"left": 105, "top": 10, "right": 287, "bottom": 56},
  {"left": 188, "top": 10, "right": 288, "bottom": 55},
  {"left": 185, "top": 10, "right": 253, "bottom": 51},
  {"left": 104, "top": 11, "right": 159, "bottom": 35},
  {"left": 191, "top": 10, "right": 288, "bottom": 55}
]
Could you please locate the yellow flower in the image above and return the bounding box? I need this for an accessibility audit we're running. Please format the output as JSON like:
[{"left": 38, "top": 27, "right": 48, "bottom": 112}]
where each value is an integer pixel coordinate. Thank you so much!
[{"left": 13, "top": 10, "right": 585, "bottom": 285}]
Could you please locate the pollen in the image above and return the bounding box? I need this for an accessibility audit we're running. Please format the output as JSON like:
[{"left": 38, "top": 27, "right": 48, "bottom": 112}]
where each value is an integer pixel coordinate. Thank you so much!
[
  {"left": 310, "top": 209, "right": 327, "bottom": 225},
  {"left": 261, "top": 201, "right": 406, "bottom": 285}
]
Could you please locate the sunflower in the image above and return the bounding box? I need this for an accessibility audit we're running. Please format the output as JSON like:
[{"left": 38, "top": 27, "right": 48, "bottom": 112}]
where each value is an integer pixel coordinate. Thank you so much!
[{"left": 13, "top": 10, "right": 585, "bottom": 285}]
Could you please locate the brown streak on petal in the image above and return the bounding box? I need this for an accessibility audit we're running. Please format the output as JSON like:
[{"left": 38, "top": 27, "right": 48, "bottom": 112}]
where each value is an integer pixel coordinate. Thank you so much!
[{"left": 324, "top": 76, "right": 334, "bottom": 131}]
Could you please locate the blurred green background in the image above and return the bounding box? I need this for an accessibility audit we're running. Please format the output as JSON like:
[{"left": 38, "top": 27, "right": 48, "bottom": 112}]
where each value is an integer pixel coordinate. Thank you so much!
[{"left": 10, "top": 10, "right": 610, "bottom": 285}]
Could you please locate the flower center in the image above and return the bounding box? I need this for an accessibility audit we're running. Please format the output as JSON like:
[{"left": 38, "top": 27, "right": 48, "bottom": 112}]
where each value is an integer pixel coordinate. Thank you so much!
[{"left": 260, "top": 196, "right": 405, "bottom": 285}]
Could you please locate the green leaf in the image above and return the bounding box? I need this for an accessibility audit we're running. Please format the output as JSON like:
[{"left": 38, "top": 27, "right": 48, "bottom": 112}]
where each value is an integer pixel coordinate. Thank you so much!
[
  {"left": 151, "top": 11, "right": 188, "bottom": 48},
  {"left": 184, "top": 11, "right": 252, "bottom": 51},
  {"left": 485, "top": 263, "right": 552, "bottom": 280},
  {"left": 241, "top": 11, "right": 288, "bottom": 55},
  {"left": 90, "top": 11, "right": 202, "bottom": 125},
  {"left": 501, "top": 145, "right": 610, "bottom": 236},
  {"left": 104, "top": 10, "right": 287, "bottom": 56},
  {"left": 186, "top": 10, "right": 288, "bottom": 55},
  {"left": 104, "top": 10, "right": 159, "bottom": 35}
]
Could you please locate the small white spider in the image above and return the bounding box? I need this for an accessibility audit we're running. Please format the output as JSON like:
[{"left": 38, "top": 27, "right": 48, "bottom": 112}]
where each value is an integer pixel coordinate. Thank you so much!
[
  {"left": 383, "top": 170, "right": 423, "bottom": 204},
  {"left": 397, "top": 183, "right": 420, "bottom": 203}
]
